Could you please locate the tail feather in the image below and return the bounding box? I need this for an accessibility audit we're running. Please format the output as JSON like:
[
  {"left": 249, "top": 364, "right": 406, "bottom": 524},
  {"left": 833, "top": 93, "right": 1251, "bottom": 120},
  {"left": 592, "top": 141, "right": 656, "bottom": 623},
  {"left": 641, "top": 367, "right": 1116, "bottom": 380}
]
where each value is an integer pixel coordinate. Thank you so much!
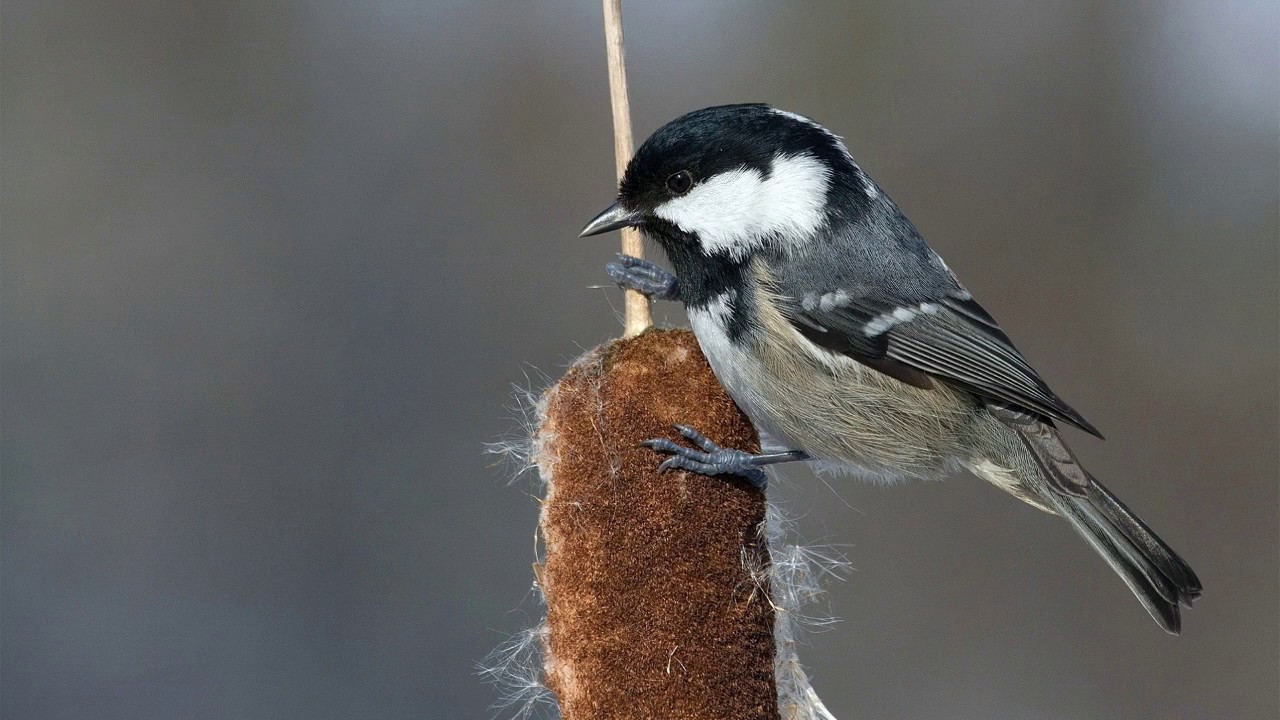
[
  {"left": 992, "top": 407, "right": 1202, "bottom": 634},
  {"left": 1041, "top": 472, "right": 1201, "bottom": 634},
  {"left": 1084, "top": 477, "right": 1203, "bottom": 607},
  {"left": 1051, "top": 490, "right": 1184, "bottom": 633}
]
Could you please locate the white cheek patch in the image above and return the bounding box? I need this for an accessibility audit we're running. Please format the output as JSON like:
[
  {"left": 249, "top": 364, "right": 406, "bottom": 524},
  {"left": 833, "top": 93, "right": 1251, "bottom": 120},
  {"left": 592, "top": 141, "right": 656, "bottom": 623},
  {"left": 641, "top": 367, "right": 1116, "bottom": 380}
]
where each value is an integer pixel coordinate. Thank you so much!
[
  {"left": 655, "top": 167, "right": 765, "bottom": 256},
  {"left": 654, "top": 154, "right": 830, "bottom": 260}
]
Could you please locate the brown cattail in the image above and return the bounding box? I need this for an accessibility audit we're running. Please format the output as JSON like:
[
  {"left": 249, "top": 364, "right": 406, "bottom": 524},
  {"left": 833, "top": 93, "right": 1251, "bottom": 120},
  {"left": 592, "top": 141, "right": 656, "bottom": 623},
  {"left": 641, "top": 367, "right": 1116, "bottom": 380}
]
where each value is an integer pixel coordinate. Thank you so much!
[
  {"left": 485, "top": 331, "right": 842, "bottom": 719},
  {"left": 536, "top": 329, "right": 776, "bottom": 718}
]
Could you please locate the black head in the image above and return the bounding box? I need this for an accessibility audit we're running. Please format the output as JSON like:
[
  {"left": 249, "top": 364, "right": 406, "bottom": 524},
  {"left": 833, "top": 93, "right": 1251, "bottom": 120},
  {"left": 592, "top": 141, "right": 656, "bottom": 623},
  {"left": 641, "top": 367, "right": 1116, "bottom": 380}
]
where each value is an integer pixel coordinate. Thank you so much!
[{"left": 581, "top": 104, "right": 864, "bottom": 261}]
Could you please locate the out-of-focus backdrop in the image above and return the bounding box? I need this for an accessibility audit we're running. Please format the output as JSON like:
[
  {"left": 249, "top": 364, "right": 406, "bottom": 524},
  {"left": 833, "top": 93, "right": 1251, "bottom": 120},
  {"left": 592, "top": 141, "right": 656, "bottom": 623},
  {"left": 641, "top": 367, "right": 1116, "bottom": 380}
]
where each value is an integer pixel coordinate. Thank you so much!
[{"left": 3, "top": 1, "right": 1277, "bottom": 718}]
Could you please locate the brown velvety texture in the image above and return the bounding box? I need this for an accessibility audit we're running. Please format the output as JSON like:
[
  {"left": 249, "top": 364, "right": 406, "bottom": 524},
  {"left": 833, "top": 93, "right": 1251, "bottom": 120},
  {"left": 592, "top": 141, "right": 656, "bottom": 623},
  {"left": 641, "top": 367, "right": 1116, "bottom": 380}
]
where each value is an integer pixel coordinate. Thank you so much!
[{"left": 537, "top": 328, "right": 777, "bottom": 719}]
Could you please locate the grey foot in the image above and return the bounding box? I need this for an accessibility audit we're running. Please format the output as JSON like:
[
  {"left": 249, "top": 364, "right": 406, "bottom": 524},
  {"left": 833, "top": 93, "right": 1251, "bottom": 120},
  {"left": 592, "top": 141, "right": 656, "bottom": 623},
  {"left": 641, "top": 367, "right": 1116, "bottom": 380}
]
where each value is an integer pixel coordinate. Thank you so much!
[
  {"left": 606, "top": 254, "right": 680, "bottom": 301},
  {"left": 641, "top": 424, "right": 811, "bottom": 490}
]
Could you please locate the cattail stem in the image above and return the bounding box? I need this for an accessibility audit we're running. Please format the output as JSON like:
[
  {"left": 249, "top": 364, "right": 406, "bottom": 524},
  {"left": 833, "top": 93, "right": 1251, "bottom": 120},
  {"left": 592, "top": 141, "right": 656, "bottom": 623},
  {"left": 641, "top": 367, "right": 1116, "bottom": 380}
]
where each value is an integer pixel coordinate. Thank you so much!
[{"left": 601, "top": 0, "right": 651, "bottom": 337}]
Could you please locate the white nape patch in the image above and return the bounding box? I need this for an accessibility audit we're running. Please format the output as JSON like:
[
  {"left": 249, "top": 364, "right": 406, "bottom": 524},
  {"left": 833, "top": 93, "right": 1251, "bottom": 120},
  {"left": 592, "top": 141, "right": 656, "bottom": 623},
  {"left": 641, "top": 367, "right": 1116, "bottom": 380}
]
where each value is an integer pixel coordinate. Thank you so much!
[
  {"left": 768, "top": 106, "right": 864, "bottom": 187},
  {"left": 654, "top": 154, "right": 830, "bottom": 261},
  {"left": 769, "top": 107, "right": 848, "bottom": 158},
  {"left": 769, "top": 107, "right": 819, "bottom": 128},
  {"left": 859, "top": 170, "right": 879, "bottom": 198},
  {"left": 863, "top": 301, "right": 940, "bottom": 337}
]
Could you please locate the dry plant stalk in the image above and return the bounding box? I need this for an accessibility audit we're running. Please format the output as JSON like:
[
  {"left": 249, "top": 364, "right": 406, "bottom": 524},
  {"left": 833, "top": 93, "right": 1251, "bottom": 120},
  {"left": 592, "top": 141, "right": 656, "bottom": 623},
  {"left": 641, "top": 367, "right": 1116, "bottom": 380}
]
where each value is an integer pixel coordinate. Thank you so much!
[{"left": 601, "top": 0, "right": 651, "bottom": 337}]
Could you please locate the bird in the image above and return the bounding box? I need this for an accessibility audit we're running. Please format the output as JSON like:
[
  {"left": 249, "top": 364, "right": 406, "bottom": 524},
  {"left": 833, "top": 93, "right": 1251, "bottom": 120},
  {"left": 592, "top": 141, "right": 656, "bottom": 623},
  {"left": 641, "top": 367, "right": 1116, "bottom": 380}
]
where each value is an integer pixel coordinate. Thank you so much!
[{"left": 579, "top": 103, "right": 1201, "bottom": 634}]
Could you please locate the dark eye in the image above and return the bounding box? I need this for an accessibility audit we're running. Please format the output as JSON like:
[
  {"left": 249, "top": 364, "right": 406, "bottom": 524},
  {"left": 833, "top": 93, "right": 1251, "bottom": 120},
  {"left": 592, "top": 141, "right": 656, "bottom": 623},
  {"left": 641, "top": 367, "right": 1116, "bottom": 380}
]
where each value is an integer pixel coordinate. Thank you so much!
[{"left": 665, "top": 170, "right": 693, "bottom": 195}]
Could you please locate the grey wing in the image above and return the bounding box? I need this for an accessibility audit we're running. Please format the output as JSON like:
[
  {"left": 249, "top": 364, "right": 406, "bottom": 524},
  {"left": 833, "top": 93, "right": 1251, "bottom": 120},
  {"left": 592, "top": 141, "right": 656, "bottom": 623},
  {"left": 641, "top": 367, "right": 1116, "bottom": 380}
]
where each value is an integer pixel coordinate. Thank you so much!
[{"left": 781, "top": 288, "right": 1104, "bottom": 439}]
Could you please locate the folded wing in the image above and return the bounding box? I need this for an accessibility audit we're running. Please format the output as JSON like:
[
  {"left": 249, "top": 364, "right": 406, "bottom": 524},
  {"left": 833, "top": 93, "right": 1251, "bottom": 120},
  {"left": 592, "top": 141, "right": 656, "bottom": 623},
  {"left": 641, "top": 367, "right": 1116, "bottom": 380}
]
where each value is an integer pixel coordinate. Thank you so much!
[{"left": 781, "top": 288, "right": 1103, "bottom": 439}]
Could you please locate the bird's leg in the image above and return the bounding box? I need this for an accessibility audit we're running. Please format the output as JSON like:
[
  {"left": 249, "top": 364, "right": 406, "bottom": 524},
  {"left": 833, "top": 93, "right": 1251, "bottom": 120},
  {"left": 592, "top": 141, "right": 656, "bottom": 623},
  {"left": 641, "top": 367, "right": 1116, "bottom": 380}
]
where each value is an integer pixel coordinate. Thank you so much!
[
  {"left": 641, "top": 424, "right": 810, "bottom": 490},
  {"left": 606, "top": 253, "right": 681, "bottom": 301}
]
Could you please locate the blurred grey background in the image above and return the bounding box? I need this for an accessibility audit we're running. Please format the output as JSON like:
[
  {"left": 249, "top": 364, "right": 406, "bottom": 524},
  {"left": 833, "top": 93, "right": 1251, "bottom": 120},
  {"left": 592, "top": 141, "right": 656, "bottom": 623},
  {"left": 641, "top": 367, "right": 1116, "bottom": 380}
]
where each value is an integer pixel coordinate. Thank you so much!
[{"left": 3, "top": 1, "right": 1277, "bottom": 718}]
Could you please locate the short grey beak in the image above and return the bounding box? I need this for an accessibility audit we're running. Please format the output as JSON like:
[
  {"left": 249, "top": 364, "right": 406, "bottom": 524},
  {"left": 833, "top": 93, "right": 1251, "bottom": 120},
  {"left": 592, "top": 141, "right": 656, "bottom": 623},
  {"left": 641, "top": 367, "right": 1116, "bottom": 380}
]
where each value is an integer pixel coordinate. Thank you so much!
[{"left": 579, "top": 202, "right": 642, "bottom": 237}]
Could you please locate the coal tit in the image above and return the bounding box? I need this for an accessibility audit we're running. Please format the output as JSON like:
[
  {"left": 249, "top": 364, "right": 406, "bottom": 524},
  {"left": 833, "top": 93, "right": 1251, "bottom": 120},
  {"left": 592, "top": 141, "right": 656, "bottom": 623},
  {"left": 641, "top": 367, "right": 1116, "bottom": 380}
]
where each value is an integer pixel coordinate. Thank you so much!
[{"left": 581, "top": 103, "right": 1200, "bottom": 633}]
